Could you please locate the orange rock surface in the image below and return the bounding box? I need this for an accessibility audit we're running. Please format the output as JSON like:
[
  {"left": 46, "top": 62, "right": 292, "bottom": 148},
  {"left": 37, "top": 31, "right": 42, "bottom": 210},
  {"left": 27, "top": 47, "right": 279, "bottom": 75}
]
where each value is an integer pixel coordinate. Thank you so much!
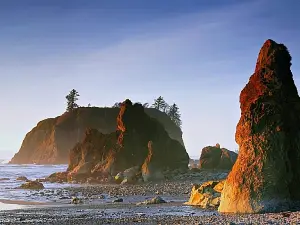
[{"left": 219, "top": 39, "right": 300, "bottom": 213}]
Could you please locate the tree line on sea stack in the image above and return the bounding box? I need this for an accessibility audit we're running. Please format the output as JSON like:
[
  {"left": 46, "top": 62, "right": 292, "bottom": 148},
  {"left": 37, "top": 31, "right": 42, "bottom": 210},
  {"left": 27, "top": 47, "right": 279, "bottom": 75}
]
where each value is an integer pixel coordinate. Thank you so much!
[{"left": 65, "top": 89, "right": 182, "bottom": 128}]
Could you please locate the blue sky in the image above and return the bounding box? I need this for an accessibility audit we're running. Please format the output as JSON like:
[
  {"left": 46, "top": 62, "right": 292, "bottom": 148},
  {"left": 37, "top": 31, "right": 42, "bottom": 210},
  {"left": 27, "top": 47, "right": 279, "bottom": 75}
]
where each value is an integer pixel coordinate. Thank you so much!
[{"left": 0, "top": 0, "right": 300, "bottom": 159}]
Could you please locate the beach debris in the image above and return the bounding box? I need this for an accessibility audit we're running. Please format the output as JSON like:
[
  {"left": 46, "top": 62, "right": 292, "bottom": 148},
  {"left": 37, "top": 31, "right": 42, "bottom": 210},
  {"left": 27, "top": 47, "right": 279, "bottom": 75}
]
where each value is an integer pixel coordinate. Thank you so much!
[
  {"left": 136, "top": 196, "right": 166, "bottom": 205},
  {"left": 19, "top": 181, "right": 44, "bottom": 189},
  {"left": 0, "top": 178, "right": 10, "bottom": 181}
]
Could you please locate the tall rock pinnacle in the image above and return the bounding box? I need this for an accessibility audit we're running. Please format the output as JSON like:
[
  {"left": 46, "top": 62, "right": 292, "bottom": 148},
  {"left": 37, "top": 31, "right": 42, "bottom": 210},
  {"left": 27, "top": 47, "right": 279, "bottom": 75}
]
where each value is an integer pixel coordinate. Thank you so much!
[{"left": 218, "top": 39, "right": 300, "bottom": 213}]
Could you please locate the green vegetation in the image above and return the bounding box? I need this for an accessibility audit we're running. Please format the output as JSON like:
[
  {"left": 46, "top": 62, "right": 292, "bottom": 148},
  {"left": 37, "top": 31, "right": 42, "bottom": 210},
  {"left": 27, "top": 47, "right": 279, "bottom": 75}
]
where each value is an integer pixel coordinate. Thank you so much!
[
  {"left": 152, "top": 96, "right": 168, "bottom": 112},
  {"left": 167, "top": 103, "right": 182, "bottom": 128},
  {"left": 66, "top": 89, "right": 80, "bottom": 112}
]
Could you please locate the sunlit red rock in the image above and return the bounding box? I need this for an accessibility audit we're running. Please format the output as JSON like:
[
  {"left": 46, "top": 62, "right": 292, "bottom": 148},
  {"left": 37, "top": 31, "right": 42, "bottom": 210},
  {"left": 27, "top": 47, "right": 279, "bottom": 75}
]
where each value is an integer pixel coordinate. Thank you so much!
[{"left": 219, "top": 39, "right": 300, "bottom": 213}]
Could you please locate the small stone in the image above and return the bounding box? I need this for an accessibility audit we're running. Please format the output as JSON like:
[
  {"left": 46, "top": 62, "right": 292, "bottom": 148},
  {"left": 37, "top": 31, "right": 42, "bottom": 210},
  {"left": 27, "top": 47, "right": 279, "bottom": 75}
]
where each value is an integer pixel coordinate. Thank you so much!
[
  {"left": 16, "top": 176, "right": 29, "bottom": 181},
  {"left": 136, "top": 196, "right": 166, "bottom": 205},
  {"left": 71, "top": 197, "right": 82, "bottom": 204},
  {"left": 113, "top": 198, "right": 123, "bottom": 203}
]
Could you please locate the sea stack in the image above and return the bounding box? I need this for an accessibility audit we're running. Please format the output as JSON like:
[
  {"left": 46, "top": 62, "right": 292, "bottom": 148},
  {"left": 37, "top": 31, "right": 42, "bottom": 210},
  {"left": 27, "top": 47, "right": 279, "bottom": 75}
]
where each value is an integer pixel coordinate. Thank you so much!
[
  {"left": 219, "top": 39, "right": 300, "bottom": 213},
  {"left": 67, "top": 99, "right": 189, "bottom": 181},
  {"left": 10, "top": 105, "right": 184, "bottom": 164}
]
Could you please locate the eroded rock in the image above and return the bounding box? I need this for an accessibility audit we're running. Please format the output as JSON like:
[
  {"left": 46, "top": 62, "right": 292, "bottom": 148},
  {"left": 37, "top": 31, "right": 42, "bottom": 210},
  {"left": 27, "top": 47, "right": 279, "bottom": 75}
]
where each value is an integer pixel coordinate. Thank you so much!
[
  {"left": 47, "top": 172, "right": 68, "bottom": 183},
  {"left": 219, "top": 39, "right": 300, "bottom": 213},
  {"left": 199, "top": 144, "right": 237, "bottom": 170},
  {"left": 185, "top": 180, "right": 225, "bottom": 209},
  {"left": 10, "top": 106, "right": 184, "bottom": 164},
  {"left": 67, "top": 100, "right": 189, "bottom": 182},
  {"left": 19, "top": 181, "right": 44, "bottom": 189}
]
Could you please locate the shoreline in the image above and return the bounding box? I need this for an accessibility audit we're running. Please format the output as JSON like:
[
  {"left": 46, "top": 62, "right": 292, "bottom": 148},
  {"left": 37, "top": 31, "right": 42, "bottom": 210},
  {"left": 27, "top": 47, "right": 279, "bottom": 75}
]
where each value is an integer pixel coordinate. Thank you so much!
[
  {"left": 0, "top": 199, "right": 47, "bottom": 205},
  {"left": 0, "top": 167, "right": 299, "bottom": 224},
  {"left": 0, "top": 201, "right": 299, "bottom": 224},
  {"left": 0, "top": 199, "right": 61, "bottom": 211}
]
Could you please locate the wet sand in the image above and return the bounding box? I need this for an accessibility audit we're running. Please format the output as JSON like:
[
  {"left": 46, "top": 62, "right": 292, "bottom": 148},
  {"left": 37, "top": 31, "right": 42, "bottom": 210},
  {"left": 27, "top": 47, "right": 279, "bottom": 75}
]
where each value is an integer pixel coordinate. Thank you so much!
[
  {"left": 1, "top": 201, "right": 300, "bottom": 224},
  {"left": 0, "top": 199, "right": 49, "bottom": 211}
]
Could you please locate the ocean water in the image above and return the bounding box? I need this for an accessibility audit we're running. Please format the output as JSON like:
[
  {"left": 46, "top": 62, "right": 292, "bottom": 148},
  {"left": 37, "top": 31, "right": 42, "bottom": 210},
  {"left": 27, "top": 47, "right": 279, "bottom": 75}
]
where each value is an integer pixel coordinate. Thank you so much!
[{"left": 0, "top": 160, "right": 78, "bottom": 204}]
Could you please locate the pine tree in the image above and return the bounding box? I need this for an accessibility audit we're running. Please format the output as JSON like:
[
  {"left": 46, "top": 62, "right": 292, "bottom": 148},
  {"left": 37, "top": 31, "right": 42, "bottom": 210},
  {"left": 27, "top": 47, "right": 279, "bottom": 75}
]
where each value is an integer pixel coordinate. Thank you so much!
[
  {"left": 152, "top": 96, "right": 167, "bottom": 112},
  {"left": 167, "top": 103, "right": 182, "bottom": 128},
  {"left": 66, "top": 89, "right": 80, "bottom": 112}
]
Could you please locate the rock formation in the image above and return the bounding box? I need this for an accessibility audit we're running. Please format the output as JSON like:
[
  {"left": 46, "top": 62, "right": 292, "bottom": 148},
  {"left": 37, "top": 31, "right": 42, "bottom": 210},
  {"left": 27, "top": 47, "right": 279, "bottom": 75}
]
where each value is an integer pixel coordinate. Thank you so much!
[
  {"left": 10, "top": 106, "right": 184, "bottom": 164},
  {"left": 219, "top": 39, "right": 300, "bottom": 213},
  {"left": 185, "top": 180, "right": 225, "bottom": 208},
  {"left": 18, "top": 181, "right": 44, "bottom": 189},
  {"left": 198, "top": 144, "right": 237, "bottom": 170},
  {"left": 67, "top": 100, "right": 189, "bottom": 182}
]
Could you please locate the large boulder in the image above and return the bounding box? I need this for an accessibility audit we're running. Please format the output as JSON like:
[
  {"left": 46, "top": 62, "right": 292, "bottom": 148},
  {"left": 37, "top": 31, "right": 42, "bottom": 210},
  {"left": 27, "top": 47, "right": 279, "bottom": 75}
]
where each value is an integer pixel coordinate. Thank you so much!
[
  {"left": 185, "top": 180, "right": 225, "bottom": 209},
  {"left": 114, "top": 166, "right": 141, "bottom": 184},
  {"left": 18, "top": 181, "right": 44, "bottom": 189},
  {"left": 67, "top": 100, "right": 189, "bottom": 181},
  {"left": 10, "top": 107, "right": 184, "bottom": 164},
  {"left": 219, "top": 39, "right": 300, "bottom": 213},
  {"left": 198, "top": 144, "right": 237, "bottom": 170}
]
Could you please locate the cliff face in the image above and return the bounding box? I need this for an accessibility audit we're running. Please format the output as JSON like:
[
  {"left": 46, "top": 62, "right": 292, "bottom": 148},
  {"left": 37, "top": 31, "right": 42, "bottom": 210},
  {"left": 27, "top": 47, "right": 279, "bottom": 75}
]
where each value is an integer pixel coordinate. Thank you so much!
[
  {"left": 219, "top": 39, "right": 300, "bottom": 213},
  {"left": 10, "top": 107, "right": 184, "bottom": 164},
  {"left": 67, "top": 100, "right": 189, "bottom": 181}
]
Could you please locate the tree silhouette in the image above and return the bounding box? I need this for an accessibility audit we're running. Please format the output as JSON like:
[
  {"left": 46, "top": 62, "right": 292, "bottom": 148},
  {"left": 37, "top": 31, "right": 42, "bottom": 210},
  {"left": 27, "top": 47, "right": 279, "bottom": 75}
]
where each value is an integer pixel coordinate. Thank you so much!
[
  {"left": 167, "top": 103, "right": 182, "bottom": 128},
  {"left": 66, "top": 89, "right": 80, "bottom": 112},
  {"left": 152, "top": 96, "right": 168, "bottom": 112}
]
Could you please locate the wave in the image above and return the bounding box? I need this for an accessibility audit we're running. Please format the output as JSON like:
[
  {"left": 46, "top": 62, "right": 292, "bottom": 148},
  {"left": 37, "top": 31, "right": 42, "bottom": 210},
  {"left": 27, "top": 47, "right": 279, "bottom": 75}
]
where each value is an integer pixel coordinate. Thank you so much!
[{"left": 0, "top": 159, "right": 9, "bottom": 164}]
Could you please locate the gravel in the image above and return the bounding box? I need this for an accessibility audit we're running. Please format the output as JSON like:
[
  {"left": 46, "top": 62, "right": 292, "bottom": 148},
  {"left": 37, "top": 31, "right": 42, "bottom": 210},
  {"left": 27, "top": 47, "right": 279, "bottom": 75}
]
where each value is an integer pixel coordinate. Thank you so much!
[{"left": 1, "top": 170, "right": 298, "bottom": 224}]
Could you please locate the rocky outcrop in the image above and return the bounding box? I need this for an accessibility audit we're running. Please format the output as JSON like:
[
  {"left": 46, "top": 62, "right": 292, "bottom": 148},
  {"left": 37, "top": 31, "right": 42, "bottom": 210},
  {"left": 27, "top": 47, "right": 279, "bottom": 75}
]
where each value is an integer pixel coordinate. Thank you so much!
[
  {"left": 185, "top": 180, "right": 225, "bottom": 208},
  {"left": 10, "top": 106, "right": 184, "bottom": 164},
  {"left": 141, "top": 141, "right": 165, "bottom": 182},
  {"left": 18, "top": 181, "right": 44, "bottom": 189},
  {"left": 67, "top": 100, "right": 189, "bottom": 182},
  {"left": 114, "top": 166, "right": 142, "bottom": 184},
  {"left": 219, "top": 39, "right": 300, "bottom": 213},
  {"left": 198, "top": 144, "right": 237, "bottom": 170}
]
